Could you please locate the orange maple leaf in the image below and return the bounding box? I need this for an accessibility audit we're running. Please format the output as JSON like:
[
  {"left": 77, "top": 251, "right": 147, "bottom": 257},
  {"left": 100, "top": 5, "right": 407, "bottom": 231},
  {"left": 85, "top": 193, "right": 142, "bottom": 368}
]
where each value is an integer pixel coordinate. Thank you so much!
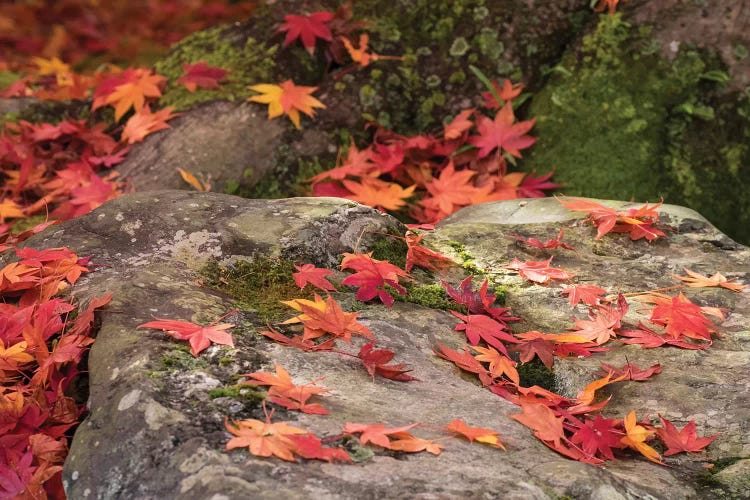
[
  {"left": 620, "top": 410, "right": 662, "bottom": 463},
  {"left": 247, "top": 80, "right": 325, "bottom": 129},
  {"left": 225, "top": 415, "right": 308, "bottom": 461},
  {"left": 121, "top": 106, "right": 177, "bottom": 144},
  {"left": 176, "top": 167, "right": 211, "bottom": 192},
  {"left": 674, "top": 268, "right": 745, "bottom": 292},
  {"left": 104, "top": 69, "right": 166, "bottom": 121},
  {"left": 388, "top": 433, "right": 444, "bottom": 455},
  {"left": 420, "top": 162, "right": 493, "bottom": 220},
  {"left": 241, "top": 363, "right": 329, "bottom": 415},
  {"left": 471, "top": 345, "right": 519, "bottom": 385},
  {"left": 340, "top": 33, "right": 402, "bottom": 67},
  {"left": 282, "top": 294, "right": 373, "bottom": 342},
  {"left": 445, "top": 419, "right": 505, "bottom": 448},
  {"left": 341, "top": 178, "right": 415, "bottom": 211},
  {"left": 344, "top": 422, "right": 419, "bottom": 448}
]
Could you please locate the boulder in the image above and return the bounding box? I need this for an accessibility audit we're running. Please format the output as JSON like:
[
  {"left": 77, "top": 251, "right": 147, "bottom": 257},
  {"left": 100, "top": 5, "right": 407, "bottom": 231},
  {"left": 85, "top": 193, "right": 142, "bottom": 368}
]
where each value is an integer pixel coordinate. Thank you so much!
[{"left": 11, "top": 193, "right": 749, "bottom": 499}]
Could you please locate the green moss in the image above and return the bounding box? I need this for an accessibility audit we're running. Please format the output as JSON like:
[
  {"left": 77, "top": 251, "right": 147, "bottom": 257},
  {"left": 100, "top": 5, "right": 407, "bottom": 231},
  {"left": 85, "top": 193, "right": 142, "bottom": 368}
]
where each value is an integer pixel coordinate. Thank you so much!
[
  {"left": 9, "top": 215, "right": 48, "bottom": 233},
  {"left": 201, "top": 256, "right": 313, "bottom": 322},
  {"left": 368, "top": 233, "right": 408, "bottom": 269},
  {"left": 524, "top": 13, "right": 748, "bottom": 243},
  {"left": 161, "top": 348, "right": 209, "bottom": 371},
  {"left": 397, "top": 284, "right": 460, "bottom": 311},
  {"left": 155, "top": 26, "right": 277, "bottom": 111},
  {"left": 208, "top": 385, "right": 266, "bottom": 403},
  {"left": 517, "top": 358, "right": 556, "bottom": 392},
  {"left": 240, "top": 148, "right": 327, "bottom": 199},
  {"left": 447, "top": 241, "right": 483, "bottom": 275}
]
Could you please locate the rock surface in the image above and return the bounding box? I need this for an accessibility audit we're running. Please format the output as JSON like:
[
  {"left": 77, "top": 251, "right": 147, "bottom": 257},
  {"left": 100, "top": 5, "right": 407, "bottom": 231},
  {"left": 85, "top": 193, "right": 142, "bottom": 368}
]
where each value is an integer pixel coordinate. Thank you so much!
[{"left": 10, "top": 193, "right": 749, "bottom": 499}]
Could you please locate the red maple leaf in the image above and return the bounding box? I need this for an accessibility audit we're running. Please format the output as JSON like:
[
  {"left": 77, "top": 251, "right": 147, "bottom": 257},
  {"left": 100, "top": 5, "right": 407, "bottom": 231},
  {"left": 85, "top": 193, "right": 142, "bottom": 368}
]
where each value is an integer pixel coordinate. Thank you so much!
[
  {"left": 656, "top": 416, "right": 718, "bottom": 456},
  {"left": 137, "top": 313, "right": 234, "bottom": 356},
  {"left": 287, "top": 434, "right": 351, "bottom": 462},
  {"left": 481, "top": 79, "right": 524, "bottom": 109},
  {"left": 509, "top": 229, "right": 575, "bottom": 251},
  {"left": 357, "top": 342, "right": 417, "bottom": 382},
  {"left": 648, "top": 292, "right": 716, "bottom": 341},
  {"left": 517, "top": 170, "right": 560, "bottom": 198},
  {"left": 176, "top": 61, "right": 229, "bottom": 92},
  {"left": 340, "top": 252, "right": 410, "bottom": 307},
  {"left": 419, "top": 162, "right": 493, "bottom": 221},
  {"left": 598, "top": 361, "right": 661, "bottom": 381},
  {"left": 568, "top": 295, "right": 628, "bottom": 345},
  {"left": 569, "top": 414, "right": 625, "bottom": 461},
  {"left": 441, "top": 276, "right": 519, "bottom": 325},
  {"left": 242, "top": 363, "right": 329, "bottom": 415},
  {"left": 504, "top": 257, "right": 575, "bottom": 284},
  {"left": 450, "top": 311, "right": 519, "bottom": 356},
  {"left": 292, "top": 263, "right": 336, "bottom": 292},
  {"left": 443, "top": 109, "right": 474, "bottom": 140},
  {"left": 469, "top": 102, "right": 536, "bottom": 158},
  {"left": 619, "top": 322, "right": 711, "bottom": 350},
  {"left": 556, "top": 197, "right": 665, "bottom": 241},
  {"left": 278, "top": 11, "right": 334, "bottom": 55},
  {"left": 259, "top": 325, "right": 335, "bottom": 352},
  {"left": 561, "top": 284, "right": 607, "bottom": 307}
]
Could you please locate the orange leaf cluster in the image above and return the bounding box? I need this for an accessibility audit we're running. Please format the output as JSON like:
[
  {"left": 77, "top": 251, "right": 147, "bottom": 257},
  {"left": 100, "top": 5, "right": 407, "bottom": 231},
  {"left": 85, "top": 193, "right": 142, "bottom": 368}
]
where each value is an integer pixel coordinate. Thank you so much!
[
  {"left": 241, "top": 364, "right": 330, "bottom": 415},
  {"left": 557, "top": 197, "right": 665, "bottom": 241},
  {"left": 137, "top": 312, "right": 235, "bottom": 357}
]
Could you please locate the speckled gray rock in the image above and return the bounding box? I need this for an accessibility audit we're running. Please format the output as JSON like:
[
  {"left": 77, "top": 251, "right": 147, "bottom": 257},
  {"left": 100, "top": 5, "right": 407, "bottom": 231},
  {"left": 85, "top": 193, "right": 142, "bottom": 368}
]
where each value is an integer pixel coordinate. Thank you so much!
[{"left": 10, "top": 194, "right": 749, "bottom": 499}]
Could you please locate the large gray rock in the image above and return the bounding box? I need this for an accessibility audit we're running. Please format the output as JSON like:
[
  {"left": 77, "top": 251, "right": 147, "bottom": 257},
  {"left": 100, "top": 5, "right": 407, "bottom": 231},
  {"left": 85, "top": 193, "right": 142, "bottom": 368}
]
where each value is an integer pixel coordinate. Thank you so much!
[{"left": 12, "top": 193, "right": 749, "bottom": 499}]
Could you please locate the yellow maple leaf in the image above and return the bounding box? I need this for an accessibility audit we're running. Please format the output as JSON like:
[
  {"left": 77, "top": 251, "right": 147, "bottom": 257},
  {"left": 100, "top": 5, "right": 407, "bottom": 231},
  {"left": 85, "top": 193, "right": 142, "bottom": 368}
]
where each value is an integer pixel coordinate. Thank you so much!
[
  {"left": 32, "top": 56, "right": 70, "bottom": 77},
  {"left": 620, "top": 410, "right": 662, "bottom": 464},
  {"left": 0, "top": 199, "right": 25, "bottom": 222},
  {"left": 247, "top": 80, "right": 325, "bottom": 129}
]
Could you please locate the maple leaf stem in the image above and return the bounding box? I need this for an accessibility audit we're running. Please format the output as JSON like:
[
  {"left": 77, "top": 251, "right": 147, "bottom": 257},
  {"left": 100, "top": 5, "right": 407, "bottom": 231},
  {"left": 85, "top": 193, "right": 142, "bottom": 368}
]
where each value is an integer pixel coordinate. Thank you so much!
[
  {"left": 621, "top": 285, "right": 684, "bottom": 297},
  {"left": 208, "top": 308, "right": 239, "bottom": 326}
]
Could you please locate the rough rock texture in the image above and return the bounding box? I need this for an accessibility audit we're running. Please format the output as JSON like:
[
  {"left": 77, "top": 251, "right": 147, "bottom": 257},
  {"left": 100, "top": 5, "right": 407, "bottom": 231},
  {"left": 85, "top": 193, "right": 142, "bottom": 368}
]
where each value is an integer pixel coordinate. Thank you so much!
[
  {"left": 116, "top": 100, "right": 331, "bottom": 193},
  {"left": 9, "top": 193, "right": 749, "bottom": 499}
]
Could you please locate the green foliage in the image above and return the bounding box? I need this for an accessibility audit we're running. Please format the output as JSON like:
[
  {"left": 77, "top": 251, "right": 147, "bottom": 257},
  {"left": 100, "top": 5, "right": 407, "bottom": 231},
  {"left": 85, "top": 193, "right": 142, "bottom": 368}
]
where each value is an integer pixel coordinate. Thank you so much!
[
  {"left": 397, "top": 284, "right": 460, "bottom": 311},
  {"left": 161, "top": 347, "right": 209, "bottom": 371},
  {"left": 208, "top": 385, "right": 266, "bottom": 403}
]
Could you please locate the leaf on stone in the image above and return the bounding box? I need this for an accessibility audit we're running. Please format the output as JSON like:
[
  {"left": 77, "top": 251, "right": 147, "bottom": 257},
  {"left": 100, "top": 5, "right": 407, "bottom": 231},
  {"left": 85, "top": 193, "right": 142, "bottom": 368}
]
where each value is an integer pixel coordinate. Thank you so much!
[
  {"left": 656, "top": 416, "right": 718, "bottom": 456},
  {"left": 504, "top": 257, "right": 575, "bottom": 284},
  {"left": 561, "top": 284, "right": 607, "bottom": 307},
  {"left": 340, "top": 252, "right": 410, "bottom": 307},
  {"left": 450, "top": 311, "right": 519, "bottom": 357},
  {"left": 247, "top": 80, "right": 325, "bottom": 129},
  {"left": 620, "top": 410, "right": 662, "bottom": 464},
  {"left": 470, "top": 345, "right": 519, "bottom": 385},
  {"left": 241, "top": 363, "right": 329, "bottom": 415},
  {"left": 509, "top": 229, "right": 575, "bottom": 251},
  {"left": 225, "top": 416, "right": 308, "bottom": 462},
  {"left": 358, "top": 342, "right": 417, "bottom": 382},
  {"left": 260, "top": 325, "right": 336, "bottom": 352},
  {"left": 673, "top": 268, "right": 745, "bottom": 292},
  {"left": 569, "top": 414, "right": 625, "bottom": 461},
  {"left": 137, "top": 314, "right": 234, "bottom": 356},
  {"left": 343, "top": 422, "right": 419, "bottom": 449},
  {"left": 404, "top": 231, "right": 454, "bottom": 272},
  {"left": 387, "top": 433, "right": 444, "bottom": 455},
  {"left": 597, "top": 361, "right": 661, "bottom": 381},
  {"left": 445, "top": 419, "right": 505, "bottom": 449},
  {"left": 433, "top": 343, "right": 493, "bottom": 386},
  {"left": 287, "top": 434, "right": 352, "bottom": 462}
]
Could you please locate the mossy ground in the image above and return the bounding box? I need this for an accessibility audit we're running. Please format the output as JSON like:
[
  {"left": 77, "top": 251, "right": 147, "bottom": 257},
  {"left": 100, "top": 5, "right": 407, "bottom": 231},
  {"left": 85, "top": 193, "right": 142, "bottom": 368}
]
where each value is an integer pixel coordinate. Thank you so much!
[
  {"left": 516, "top": 358, "right": 556, "bottom": 392},
  {"left": 524, "top": 13, "right": 750, "bottom": 243},
  {"left": 155, "top": 26, "right": 278, "bottom": 111},
  {"left": 201, "top": 256, "right": 313, "bottom": 323}
]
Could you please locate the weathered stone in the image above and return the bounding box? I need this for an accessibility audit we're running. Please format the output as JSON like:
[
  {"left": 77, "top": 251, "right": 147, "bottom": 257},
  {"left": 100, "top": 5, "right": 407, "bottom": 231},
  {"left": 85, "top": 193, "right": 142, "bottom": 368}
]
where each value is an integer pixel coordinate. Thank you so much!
[{"left": 11, "top": 194, "right": 749, "bottom": 499}]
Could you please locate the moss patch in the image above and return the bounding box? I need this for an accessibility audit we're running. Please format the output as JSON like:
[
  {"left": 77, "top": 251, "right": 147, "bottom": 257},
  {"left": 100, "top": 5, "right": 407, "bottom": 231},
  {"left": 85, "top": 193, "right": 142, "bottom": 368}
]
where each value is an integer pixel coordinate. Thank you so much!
[
  {"left": 397, "top": 284, "right": 460, "bottom": 311},
  {"left": 155, "top": 26, "right": 278, "bottom": 111},
  {"left": 160, "top": 347, "right": 209, "bottom": 371},
  {"left": 517, "top": 358, "right": 556, "bottom": 392},
  {"left": 201, "top": 256, "right": 313, "bottom": 322},
  {"left": 208, "top": 384, "right": 266, "bottom": 404}
]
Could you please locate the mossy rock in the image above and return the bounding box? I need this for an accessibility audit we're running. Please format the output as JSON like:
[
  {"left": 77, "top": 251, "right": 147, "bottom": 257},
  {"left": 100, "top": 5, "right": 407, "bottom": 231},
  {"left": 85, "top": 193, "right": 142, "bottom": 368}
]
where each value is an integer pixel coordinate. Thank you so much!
[{"left": 523, "top": 13, "right": 750, "bottom": 243}]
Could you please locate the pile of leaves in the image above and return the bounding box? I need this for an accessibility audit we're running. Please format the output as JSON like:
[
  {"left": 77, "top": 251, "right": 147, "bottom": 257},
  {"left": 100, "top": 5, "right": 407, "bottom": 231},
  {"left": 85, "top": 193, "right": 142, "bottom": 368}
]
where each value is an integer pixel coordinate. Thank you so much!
[{"left": 0, "top": 224, "right": 110, "bottom": 498}]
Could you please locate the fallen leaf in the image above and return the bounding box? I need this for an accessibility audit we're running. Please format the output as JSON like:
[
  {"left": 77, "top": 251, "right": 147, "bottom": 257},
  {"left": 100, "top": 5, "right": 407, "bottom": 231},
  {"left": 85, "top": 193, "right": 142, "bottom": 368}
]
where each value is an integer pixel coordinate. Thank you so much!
[
  {"left": 225, "top": 416, "right": 308, "bottom": 461},
  {"left": 469, "top": 102, "right": 536, "bottom": 158},
  {"left": 278, "top": 11, "right": 334, "bottom": 55},
  {"left": 137, "top": 314, "right": 234, "bottom": 356},
  {"left": 247, "top": 80, "right": 325, "bottom": 129},
  {"left": 656, "top": 416, "right": 718, "bottom": 456},
  {"left": 344, "top": 422, "right": 419, "bottom": 448},
  {"left": 293, "top": 263, "right": 336, "bottom": 292},
  {"left": 620, "top": 410, "right": 662, "bottom": 463},
  {"left": 177, "top": 61, "right": 228, "bottom": 92},
  {"left": 504, "top": 257, "right": 575, "bottom": 284},
  {"left": 358, "top": 342, "right": 417, "bottom": 382},
  {"left": 445, "top": 419, "right": 505, "bottom": 448},
  {"left": 674, "top": 269, "right": 745, "bottom": 292}
]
